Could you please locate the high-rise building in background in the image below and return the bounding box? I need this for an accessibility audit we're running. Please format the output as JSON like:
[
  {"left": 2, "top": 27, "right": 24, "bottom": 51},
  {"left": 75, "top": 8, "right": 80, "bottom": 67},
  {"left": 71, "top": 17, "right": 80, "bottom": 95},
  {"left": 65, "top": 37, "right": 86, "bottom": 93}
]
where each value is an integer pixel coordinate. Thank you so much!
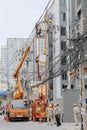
[
  {"left": 1, "top": 46, "right": 8, "bottom": 90},
  {"left": 1, "top": 38, "right": 30, "bottom": 90}
]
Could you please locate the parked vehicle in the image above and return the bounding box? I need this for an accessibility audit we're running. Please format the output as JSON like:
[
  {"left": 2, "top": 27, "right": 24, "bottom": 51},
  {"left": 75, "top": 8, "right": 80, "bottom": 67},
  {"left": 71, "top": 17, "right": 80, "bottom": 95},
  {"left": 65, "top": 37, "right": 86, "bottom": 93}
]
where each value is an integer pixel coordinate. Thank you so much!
[
  {"left": 31, "top": 93, "right": 48, "bottom": 121},
  {"left": 6, "top": 45, "right": 30, "bottom": 121},
  {"left": 6, "top": 99, "right": 29, "bottom": 121}
]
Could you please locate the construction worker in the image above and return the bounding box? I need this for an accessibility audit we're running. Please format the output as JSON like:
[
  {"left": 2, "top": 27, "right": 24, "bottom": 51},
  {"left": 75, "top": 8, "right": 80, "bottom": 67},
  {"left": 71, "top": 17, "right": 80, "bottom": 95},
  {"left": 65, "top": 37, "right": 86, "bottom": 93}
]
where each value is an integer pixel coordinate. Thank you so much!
[
  {"left": 46, "top": 104, "right": 53, "bottom": 126},
  {"left": 52, "top": 103, "right": 56, "bottom": 124},
  {"left": 55, "top": 104, "right": 61, "bottom": 126},
  {"left": 73, "top": 103, "right": 80, "bottom": 126}
]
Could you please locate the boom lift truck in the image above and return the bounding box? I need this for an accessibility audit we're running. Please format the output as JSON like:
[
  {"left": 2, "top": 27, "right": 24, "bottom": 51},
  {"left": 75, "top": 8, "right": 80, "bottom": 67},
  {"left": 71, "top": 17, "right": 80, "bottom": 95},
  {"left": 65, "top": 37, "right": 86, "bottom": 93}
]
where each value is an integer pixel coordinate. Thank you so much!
[
  {"left": 31, "top": 23, "right": 48, "bottom": 122},
  {"left": 31, "top": 92, "right": 48, "bottom": 122},
  {"left": 6, "top": 45, "right": 30, "bottom": 121}
]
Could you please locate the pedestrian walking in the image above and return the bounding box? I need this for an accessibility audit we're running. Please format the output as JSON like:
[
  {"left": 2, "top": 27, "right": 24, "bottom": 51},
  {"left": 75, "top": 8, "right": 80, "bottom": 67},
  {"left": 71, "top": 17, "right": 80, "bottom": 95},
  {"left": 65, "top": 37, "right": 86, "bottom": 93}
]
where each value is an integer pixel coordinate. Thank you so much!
[
  {"left": 55, "top": 104, "right": 61, "bottom": 127},
  {"left": 46, "top": 104, "right": 54, "bottom": 126},
  {"left": 73, "top": 103, "right": 80, "bottom": 126}
]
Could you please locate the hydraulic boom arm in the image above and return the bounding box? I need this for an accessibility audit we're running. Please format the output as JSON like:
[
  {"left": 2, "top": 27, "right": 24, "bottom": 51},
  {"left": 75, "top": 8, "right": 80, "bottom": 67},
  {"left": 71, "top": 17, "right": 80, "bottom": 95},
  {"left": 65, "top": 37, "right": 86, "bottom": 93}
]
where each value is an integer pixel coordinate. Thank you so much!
[
  {"left": 13, "top": 45, "right": 30, "bottom": 78},
  {"left": 13, "top": 45, "right": 30, "bottom": 99}
]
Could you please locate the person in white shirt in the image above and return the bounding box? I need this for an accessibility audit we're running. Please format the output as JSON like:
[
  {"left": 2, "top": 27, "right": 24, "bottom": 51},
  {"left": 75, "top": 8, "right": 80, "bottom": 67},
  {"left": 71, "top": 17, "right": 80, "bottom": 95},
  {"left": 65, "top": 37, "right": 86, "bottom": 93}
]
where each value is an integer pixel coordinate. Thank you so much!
[
  {"left": 73, "top": 103, "right": 80, "bottom": 126},
  {"left": 46, "top": 104, "right": 54, "bottom": 126},
  {"left": 55, "top": 104, "right": 61, "bottom": 126}
]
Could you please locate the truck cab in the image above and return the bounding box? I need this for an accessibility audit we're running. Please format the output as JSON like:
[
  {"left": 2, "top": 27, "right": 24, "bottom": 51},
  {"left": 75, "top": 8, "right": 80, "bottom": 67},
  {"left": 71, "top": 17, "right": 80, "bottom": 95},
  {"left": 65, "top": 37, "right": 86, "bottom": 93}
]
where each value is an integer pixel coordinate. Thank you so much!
[{"left": 6, "top": 99, "right": 29, "bottom": 121}]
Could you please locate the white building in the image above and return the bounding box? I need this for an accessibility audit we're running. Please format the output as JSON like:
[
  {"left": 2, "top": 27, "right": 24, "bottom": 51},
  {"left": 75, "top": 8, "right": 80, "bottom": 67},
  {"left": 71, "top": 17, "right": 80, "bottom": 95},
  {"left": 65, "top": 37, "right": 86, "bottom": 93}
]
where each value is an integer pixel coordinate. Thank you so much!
[{"left": 46, "top": 0, "right": 67, "bottom": 101}]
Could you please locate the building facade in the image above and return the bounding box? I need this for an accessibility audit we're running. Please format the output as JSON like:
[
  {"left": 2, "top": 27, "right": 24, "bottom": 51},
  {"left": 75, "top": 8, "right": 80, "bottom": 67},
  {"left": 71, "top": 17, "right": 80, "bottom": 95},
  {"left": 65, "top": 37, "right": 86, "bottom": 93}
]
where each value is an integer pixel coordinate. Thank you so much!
[
  {"left": 1, "top": 38, "right": 30, "bottom": 90},
  {"left": 62, "top": 0, "right": 87, "bottom": 123},
  {"left": 1, "top": 46, "right": 8, "bottom": 90},
  {"left": 45, "top": 0, "right": 68, "bottom": 101}
]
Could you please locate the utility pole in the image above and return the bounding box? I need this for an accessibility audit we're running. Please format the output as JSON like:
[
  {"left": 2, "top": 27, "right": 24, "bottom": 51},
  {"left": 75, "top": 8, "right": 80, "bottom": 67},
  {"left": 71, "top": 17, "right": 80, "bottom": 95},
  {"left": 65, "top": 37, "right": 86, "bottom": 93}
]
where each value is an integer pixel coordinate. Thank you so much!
[
  {"left": 25, "top": 59, "right": 29, "bottom": 103},
  {"left": 33, "top": 40, "right": 35, "bottom": 82},
  {"left": 79, "top": 40, "right": 84, "bottom": 130},
  {"left": 47, "top": 19, "right": 53, "bottom": 101}
]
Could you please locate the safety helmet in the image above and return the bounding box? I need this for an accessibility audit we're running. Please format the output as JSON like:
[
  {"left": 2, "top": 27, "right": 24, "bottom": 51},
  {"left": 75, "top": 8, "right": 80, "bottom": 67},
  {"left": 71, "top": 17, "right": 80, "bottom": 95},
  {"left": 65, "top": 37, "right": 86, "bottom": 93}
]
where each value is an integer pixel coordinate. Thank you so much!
[{"left": 73, "top": 103, "right": 77, "bottom": 106}]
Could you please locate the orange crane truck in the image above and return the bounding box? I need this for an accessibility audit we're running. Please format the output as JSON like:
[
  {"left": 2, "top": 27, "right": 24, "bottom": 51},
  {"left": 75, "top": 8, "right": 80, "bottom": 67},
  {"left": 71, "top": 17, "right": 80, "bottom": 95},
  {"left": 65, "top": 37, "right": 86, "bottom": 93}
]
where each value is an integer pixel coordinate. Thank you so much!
[
  {"left": 6, "top": 45, "right": 30, "bottom": 121},
  {"left": 31, "top": 93, "right": 48, "bottom": 122}
]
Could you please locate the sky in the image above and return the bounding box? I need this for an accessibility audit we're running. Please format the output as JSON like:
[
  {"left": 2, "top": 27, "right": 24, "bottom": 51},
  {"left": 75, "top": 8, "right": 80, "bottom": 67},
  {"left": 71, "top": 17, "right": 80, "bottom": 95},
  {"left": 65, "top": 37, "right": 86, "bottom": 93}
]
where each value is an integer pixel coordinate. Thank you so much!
[{"left": 0, "top": 0, "right": 49, "bottom": 47}]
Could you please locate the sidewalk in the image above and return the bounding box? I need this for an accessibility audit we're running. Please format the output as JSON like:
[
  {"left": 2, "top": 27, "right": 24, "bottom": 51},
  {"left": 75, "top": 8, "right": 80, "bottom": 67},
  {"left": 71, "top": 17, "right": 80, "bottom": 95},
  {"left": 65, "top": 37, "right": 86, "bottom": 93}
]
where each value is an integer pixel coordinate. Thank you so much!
[
  {"left": 32, "top": 122, "right": 81, "bottom": 130},
  {"left": 62, "top": 123, "right": 80, "bottom": 130},
  {"left": 38, "top": 122, "right": 81, "bottom": 130}
]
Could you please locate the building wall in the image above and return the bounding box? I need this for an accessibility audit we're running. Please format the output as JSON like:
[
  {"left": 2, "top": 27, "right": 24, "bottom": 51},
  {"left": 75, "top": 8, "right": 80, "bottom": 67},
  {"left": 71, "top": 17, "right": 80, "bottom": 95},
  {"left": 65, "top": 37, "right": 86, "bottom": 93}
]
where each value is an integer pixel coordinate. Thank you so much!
[
  {"left": 45, "top": 0, "right": 68, "bottom": 101},
  {"left": 62, "top": 89, "right": 87, "bottom": 122},
  {"left": 46, "top": 0, "right": 61, "bottom": 100},
  {"left": 6, "top": 38, "right": 30, "bottom": 89},
  {"left": 82, "top": 0, "right": 87, "bottom": 18},
  {"left": 53, "top": 0, "right": 67, "bottom": 100},
  {"left": 52, "top": 0, "right": 61, "bottom": 100},
  {"left": 62, "top": 0, "right": 87, "bottom": 123},
  {"left": 1, "top": 46, "right": 7, "bottom": 89}
]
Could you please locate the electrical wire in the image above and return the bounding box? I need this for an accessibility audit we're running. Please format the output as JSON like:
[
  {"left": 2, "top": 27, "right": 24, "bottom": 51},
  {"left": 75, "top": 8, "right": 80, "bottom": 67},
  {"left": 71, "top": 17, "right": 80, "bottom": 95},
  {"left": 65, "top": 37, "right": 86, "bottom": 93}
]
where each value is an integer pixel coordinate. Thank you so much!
[{"left": 2, "top": 0, "right": 87, "bottom": 91}]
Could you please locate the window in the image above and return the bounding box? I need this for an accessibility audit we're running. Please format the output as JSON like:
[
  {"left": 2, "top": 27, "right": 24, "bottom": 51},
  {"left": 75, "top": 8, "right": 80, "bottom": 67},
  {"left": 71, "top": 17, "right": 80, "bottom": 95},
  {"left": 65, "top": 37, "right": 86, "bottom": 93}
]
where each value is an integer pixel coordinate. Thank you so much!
[
  {"left": 71, "top": 85, "right": 74, "bottom": 89},
  {"left": 61, "top": 56, "right": 67, "bottom": 65},
  {"left": 62, "top": 84, "right": 67, "bottom": 89},
  {"left": 85, "top": 85, "right": 87, "bottom": 89},
  {"left": 61, "top": 70, "right": 67, "bottom": 80},
  {"left": 61, "top": 27, "right": 66, "bottom": 36},
  {"left": 61, "top": 41, "right": 66, "bottom": 50},
  {"left": 77, "top": 9, "right": 81, "bottom": 20},
  {"left": 61, "top": 13, "right": 66, "bottom": 21},
  {"left": 63, "top": 13, "right": 66, "bottom": 21}
]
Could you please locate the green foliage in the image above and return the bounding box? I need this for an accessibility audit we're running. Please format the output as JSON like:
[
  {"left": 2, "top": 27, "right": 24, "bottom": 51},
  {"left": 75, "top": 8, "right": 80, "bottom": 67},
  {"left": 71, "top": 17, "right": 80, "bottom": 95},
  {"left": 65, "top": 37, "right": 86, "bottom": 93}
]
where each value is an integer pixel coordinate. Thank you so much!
[{"left": 0, "top": 97, "right": 2, "bottom": 106}]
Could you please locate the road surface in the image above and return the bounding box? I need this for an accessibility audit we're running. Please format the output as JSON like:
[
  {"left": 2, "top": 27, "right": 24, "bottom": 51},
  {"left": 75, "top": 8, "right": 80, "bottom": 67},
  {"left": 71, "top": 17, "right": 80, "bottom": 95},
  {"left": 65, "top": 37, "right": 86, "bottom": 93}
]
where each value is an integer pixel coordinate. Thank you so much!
[{"left": 0, "top": 115, "right": 80, "bottom": 130}]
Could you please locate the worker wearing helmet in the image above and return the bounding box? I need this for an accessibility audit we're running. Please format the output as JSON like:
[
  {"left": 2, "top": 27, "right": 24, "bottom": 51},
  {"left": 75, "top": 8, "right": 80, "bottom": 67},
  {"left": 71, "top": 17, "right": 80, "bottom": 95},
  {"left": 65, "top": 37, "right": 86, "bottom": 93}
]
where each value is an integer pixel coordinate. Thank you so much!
[
  {"left": 73, "top": 103, "right": 80, "bottom": 126},
  {"left": 46, "top": 104, "right": 53, "bottom": 126},
  {"left": 52, "top": 103, "right": 56, "bottom": 124}
]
